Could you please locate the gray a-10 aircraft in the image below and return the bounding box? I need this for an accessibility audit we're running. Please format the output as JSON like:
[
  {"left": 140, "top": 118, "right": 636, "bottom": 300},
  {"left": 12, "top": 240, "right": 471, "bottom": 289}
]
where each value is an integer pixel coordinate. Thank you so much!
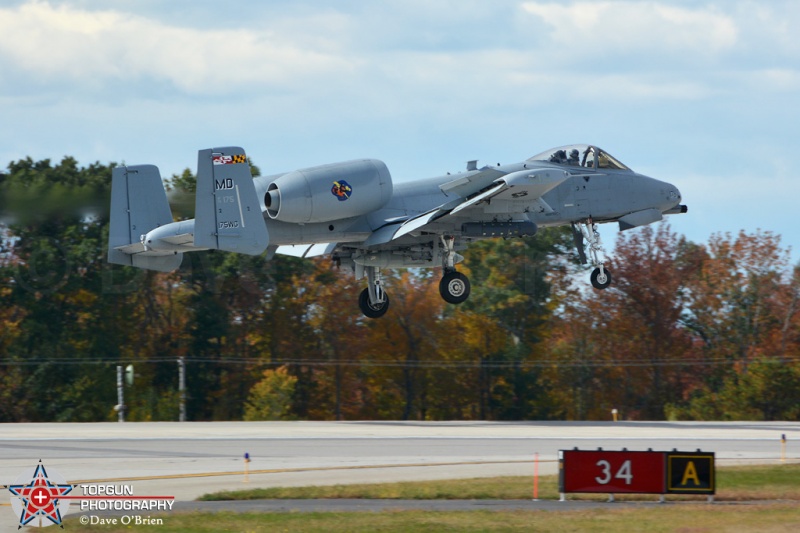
[{"left": 108, "top": 144, "right": 686, "bottom": 318}]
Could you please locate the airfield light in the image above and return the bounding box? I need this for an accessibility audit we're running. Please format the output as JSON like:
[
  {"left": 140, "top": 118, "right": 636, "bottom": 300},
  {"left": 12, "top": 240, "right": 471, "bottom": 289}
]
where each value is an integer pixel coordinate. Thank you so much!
[{"left": 781, "top": 434, "right": 787, "bottom": 462}]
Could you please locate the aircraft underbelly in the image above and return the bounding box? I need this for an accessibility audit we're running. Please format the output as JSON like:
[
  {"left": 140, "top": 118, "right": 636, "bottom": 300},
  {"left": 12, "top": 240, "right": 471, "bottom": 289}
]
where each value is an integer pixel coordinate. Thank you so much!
[{"left": 265, "top": 217, "right": 370, "bottom": 246}]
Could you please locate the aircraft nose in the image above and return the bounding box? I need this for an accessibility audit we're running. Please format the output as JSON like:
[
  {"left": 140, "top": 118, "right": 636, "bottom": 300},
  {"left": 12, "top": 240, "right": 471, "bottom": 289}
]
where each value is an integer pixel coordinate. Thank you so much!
[
  {"left": 650, "top": 178, "right": 681, "bottom": 211},
  {"left": 666, "top": 184, "right": 681, "bottom": 206}
]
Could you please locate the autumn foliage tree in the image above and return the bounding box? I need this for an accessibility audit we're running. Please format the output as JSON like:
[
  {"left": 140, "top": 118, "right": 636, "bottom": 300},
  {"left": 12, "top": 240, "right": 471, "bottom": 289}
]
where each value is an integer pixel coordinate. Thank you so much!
[
  {"left": 668, "top": 230, "right": 800, "bottom": 420},
  {"left": 243, "top": 366, "right": 297, "bottom": 421},
  {"left": 2, "top": 155, "right": 800, "bottom": 422}
]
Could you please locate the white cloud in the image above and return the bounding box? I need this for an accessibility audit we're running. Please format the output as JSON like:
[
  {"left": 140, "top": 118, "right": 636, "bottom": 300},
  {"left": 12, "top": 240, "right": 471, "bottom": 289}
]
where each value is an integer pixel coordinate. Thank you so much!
[
  {"left": 755, "top": 69, "right": 800, "bottom": 92},
  {"left": 2, "top": 0, "right": 794, "bottom": 109},
  {"left": 0, "top": 1, "right": 355, "bottom": 95},
  {"left": 1, "top": 0, "right": 799, "bottom": 261},
  {"left": 520, "top": 1, "right": 738, "bottom": 60}
]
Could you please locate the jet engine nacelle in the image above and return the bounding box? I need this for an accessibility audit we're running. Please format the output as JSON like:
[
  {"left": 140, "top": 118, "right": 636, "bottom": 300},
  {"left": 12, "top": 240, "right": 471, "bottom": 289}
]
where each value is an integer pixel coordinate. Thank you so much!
[{"left": 264, "top": 159, "right": 392, "bottom": 224}]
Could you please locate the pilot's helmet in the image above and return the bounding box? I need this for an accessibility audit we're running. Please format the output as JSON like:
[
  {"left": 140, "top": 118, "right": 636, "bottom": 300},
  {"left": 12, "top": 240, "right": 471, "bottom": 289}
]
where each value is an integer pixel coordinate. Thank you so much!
[{"left": 569, "top": 149, "right": 579, "bottom": 158}]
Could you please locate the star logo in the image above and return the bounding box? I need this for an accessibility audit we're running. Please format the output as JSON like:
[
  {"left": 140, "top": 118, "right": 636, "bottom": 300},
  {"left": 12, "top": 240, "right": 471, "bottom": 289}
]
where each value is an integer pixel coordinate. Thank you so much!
[{"left": 6, "top": 461, "right": 73, "bottom": 528}]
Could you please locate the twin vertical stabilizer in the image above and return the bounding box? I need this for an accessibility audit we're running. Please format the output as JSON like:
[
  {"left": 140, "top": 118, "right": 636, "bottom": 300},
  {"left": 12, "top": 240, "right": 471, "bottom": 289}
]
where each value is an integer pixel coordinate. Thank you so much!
[{"left": 107, "top": 147, "right": 269, "bottom": 272}]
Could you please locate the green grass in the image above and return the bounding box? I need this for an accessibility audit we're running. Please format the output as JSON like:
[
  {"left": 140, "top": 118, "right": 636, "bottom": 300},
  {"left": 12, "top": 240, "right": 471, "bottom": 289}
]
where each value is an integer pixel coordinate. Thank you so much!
[
  {"left": 63, "top": 506, "right": 800, "bottom": 533},
  {"left": 199, "top": 463, "right": 800, "bottom": 502},
  {"left": 61, "top": 464, "right": 800, "bottom": 532},
  {"left": 199, "top": 475, "right": 548, "bottom": 501},
  {"left": 715, "top": 463, "right": 800, "bottom": 500}
]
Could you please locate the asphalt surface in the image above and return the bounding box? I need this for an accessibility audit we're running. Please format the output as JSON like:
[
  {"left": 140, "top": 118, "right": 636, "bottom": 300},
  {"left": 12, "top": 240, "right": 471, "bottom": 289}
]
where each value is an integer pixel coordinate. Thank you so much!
[
  {"left": 173, "top": 498, "right": 676, "bottom": 513},
  {"left": 1, "top": 421, "right": 797, "bottom": 528}
]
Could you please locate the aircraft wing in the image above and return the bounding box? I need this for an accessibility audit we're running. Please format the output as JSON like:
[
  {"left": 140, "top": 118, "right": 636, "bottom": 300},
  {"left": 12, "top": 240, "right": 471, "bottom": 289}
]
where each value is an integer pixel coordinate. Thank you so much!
[
  {"left": 438, "top": 167, "right": 507, "bottom": 198},
  {"left": 391, "top": 168, "right": 569, "bottom": 240},
  {"left": 271, "top": 168, "right": 571, "bottom": 259},
  {"left": 275, "top": 243, "right": 337, "bottom": 258},
  {"left": 392, "top": 206, "right": 451, "bottom": 240}
]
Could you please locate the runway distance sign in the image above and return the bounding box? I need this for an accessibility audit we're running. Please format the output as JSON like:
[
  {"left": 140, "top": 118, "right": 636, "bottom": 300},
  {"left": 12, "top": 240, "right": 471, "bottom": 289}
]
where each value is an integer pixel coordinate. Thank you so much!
[
  {"left": 665, "top": 452, "right": 715, "bottom": 494},
  {"left": 560, "top": 450, "right": 664, "bottom": 494}
]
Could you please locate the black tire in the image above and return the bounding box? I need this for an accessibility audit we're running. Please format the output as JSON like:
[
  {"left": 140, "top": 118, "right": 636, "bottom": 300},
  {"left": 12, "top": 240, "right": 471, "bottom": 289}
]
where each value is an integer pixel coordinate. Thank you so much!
[
  {"left": 439, "top": 271, "right": 471, "bottom": 304},
  {"left": 590, "top": 267, "right": 612, "bottom": 290},
  {"left": 358, "top": 288, "right": 389, "bottom": 318}
]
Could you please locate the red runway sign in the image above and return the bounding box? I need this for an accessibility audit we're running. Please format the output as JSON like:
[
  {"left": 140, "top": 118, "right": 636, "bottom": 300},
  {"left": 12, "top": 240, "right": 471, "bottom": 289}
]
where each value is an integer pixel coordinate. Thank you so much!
[
  {"left": 560, "top": 450, "right": 665, "bottom": 494},
  {"left": 560, "top": 449, "right": 715, "bottom": 496}
]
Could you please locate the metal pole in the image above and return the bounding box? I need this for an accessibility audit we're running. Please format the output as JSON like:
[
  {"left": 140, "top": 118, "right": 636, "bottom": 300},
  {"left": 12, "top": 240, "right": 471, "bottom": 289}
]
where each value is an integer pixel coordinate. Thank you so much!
[
  {"left": 116, "top": 365, "right": 125, "bottom": 423},
  {"left": 178, "top": 357, "right": 186, "bottom": 422}
]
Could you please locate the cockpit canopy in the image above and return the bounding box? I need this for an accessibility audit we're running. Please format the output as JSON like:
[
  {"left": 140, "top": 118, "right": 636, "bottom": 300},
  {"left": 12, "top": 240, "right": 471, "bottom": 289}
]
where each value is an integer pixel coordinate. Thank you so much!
[{"left": 528, "top": 145, "right": 630, "bottom": 171}]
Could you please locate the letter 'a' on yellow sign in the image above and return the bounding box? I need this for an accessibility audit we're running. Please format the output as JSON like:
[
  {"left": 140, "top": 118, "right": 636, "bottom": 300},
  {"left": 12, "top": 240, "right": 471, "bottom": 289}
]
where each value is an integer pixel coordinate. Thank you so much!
[
  {"left": 681, "top": 461, "right": 699, "bottom": 486},
  {"left": 666, "top": 452, "right": 715, "bottom": 494}
]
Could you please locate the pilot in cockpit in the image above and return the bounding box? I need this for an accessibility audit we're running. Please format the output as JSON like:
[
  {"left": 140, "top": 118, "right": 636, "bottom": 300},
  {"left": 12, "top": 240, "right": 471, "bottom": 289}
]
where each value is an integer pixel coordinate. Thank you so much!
[
  {"left": 568, "top": 149, "right": 580, "bottom": 166},
  {"left": 549, "top": 149, "right": 568, "bottom": 164}
]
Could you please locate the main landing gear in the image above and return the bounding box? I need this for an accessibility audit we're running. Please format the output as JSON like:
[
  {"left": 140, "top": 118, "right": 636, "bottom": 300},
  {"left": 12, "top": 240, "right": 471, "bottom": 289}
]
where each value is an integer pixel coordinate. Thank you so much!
[
  {"left": 438, "top": 235, "right": 471, "bottom": 304},
  {"left": 572, "top": 219, "right": 612, "bottom": 290},
  {"left": 358, "top": 266, "right": 389, "bottom": 319},
  {"left": 357, "top": 236, "right": 472, "bottom": 319},
  {"left": 440, "top": 270, "right": 470, "bottom": 304}
]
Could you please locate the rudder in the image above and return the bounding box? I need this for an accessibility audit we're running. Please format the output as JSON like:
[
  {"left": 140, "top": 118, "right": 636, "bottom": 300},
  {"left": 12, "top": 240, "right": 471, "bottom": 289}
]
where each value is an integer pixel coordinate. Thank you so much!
[
  {"left": 107, "top": 165, "right": 183, "bottom": 272},
  {"left": 194, "top": 147, "right": 269, "bottom": 255}
]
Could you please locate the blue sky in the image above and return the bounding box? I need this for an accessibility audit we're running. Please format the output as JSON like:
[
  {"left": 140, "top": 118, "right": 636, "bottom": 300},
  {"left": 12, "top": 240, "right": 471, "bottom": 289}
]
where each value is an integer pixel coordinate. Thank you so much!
[{"left": 1, "top": 0, "right": 798, "bottom": 262}]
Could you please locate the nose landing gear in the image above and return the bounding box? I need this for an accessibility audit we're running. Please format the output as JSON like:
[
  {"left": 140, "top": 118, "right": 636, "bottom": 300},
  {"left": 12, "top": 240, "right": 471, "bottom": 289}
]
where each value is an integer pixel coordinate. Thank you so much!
[
  {"left": 573, "top": 218, "right": 612, "bottom": 290},
  {"left": 590, "top": 266, "right": 612, "bottom": 290}
]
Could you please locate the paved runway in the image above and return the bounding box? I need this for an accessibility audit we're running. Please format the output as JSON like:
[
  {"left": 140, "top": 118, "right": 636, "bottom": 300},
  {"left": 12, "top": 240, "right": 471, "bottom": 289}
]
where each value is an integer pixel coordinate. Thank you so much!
[
  {"left": 2, "top": 421, "right": 796, "bottom": 492},
  {"left": 1, "top": 421, "right": 797, "bottom": 528}
]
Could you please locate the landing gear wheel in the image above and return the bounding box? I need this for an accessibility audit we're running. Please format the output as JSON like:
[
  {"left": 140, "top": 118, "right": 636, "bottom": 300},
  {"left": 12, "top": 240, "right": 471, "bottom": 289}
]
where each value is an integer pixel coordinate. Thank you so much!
[
  {"left": 439, "top": 271, "right": 471, "bottom": 304},
  {"left": 359, "top": 288, "right": 389, "bottom": 319},
  {"left": 590, "top": 267, "right": 612, "bottom": 290}
]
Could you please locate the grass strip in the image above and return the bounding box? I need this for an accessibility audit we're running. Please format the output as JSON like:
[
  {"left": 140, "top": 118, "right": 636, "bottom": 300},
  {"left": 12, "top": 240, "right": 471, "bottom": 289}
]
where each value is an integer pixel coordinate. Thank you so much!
[
  {"left": 64, "top": 505, "right": 800, "bottom": 533},
  {"left": 199, "top": 463, "right": 800, "bottom": 502}
]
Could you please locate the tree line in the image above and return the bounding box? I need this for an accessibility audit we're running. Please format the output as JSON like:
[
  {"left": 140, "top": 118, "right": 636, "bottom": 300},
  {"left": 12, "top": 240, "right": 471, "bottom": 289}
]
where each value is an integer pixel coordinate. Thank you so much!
[{"left": 1, "top": 156, "right": 799, "bottom": 422}]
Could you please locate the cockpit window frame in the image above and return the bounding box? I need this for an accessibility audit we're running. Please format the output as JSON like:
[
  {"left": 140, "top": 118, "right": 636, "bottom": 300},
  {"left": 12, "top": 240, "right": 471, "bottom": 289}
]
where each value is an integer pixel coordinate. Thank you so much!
[
  {"left": 595, "top": 148, "right": 629, "bottom": 171},
  {"left": 527, "top": 145, "right": 631, "bottom": 172}
]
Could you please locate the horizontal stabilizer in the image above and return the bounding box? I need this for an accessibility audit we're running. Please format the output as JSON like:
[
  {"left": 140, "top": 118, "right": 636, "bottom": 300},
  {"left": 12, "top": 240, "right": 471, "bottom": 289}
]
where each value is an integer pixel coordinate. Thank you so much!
[
  {"left": 194, "top": 147, "right": 269, "bottom": 255},
  {"left": 131, "top": 254, "right": 184, "bottom": 272}
]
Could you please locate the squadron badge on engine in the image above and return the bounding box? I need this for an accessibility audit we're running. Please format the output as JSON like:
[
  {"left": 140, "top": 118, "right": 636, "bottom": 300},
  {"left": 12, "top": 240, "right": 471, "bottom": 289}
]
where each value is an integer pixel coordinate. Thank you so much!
[{"left": 331, "top": 180, "right": 352, "bottom": 201}]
